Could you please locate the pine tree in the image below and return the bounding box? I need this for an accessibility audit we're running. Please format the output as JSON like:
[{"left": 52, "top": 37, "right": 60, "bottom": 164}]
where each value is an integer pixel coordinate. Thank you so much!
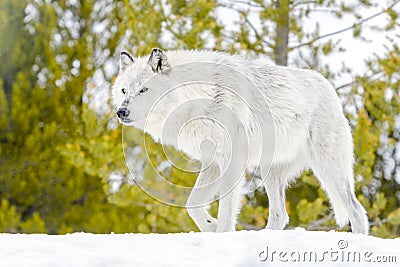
[{"left": 0, "top": 0, "right": 168, "bottom": 234}]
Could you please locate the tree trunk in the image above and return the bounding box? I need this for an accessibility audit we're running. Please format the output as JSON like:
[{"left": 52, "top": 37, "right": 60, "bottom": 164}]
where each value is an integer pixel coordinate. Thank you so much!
[{"left": 275, "top": 0, "right": 289, "bottom": 66}]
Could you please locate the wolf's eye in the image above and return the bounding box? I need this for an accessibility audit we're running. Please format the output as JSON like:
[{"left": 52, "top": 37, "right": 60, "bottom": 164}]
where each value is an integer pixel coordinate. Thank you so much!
[
  {"left": 139, "top": 87, "right": 148, "bottom": 94},
  {"left": 121, "top": 88, "right": 126, "bottom": 94}
]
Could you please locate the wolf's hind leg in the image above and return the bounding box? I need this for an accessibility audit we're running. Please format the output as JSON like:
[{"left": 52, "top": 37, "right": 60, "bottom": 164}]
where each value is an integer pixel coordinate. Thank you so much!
[
  {"left": 310, "top": 159, "right": 369, "bottom": 234},
  {"left": 309, "top": 121, "right": 369, "bottom": 234},
  {"left": 262, "top": 162, "right": 305, "bottom": 230}
]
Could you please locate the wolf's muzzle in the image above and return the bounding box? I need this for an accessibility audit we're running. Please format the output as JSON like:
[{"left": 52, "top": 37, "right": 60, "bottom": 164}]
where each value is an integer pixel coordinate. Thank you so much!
[{"left": 117, "top": 107, "right": 130, "bottom": 119}]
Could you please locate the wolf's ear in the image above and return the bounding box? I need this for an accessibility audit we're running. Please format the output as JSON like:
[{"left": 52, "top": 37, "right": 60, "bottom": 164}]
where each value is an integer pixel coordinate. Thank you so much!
[
  {"left": 120, "top": 51, "right": 134, "bottom": 72},
  {"left": 147, "top": 48, "right": 170, "bottom": 73}
]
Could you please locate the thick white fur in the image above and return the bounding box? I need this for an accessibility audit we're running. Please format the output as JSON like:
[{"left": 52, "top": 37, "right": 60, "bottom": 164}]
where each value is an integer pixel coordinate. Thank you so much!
[{"left": 112, "top": 49, "right": 369, "bottom": 234}]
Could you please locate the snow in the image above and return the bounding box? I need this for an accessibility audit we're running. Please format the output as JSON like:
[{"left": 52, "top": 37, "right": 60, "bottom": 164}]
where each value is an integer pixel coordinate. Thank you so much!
[{"left": 1, "top": 229, "right": 399, "bottom": 267}]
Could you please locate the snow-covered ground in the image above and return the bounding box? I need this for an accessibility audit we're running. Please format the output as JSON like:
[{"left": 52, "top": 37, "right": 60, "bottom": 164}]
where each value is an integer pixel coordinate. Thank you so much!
[{"left": 1, "top": 229, "right": 399, "bottom": 267}]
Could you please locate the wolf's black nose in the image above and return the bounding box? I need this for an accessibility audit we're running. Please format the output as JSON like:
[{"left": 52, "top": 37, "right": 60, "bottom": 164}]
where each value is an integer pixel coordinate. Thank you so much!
[{"left": 117, "top": 107, "right": 130, "bottom": 119}]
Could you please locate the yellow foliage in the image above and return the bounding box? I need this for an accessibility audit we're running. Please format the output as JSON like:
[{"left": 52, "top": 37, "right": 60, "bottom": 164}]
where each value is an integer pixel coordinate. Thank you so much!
[{"left": 20, "top": 213, "right": 47, "bottom": 234}]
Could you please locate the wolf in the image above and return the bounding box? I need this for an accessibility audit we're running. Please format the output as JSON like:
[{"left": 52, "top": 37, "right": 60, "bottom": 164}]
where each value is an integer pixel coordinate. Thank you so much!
[{"left": 112, "top": 48, "right": 369, "bottom": 234}]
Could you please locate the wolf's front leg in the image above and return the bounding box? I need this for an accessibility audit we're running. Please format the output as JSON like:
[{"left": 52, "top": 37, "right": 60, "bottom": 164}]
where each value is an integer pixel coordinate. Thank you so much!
[
  {"left": 186, "top": 164, "right": 219, "bottom": 232},
  {"left": 216, "top": 177, "right": 244, "bottom": 232},
  {"left": 215, "top": 129, "right": 247, "bottom": 232}
]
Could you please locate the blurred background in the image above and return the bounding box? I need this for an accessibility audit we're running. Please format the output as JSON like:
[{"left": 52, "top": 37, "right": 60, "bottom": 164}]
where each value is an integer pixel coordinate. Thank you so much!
[{"left": 0, "top": 0, "right": 400, "bottom": 237}]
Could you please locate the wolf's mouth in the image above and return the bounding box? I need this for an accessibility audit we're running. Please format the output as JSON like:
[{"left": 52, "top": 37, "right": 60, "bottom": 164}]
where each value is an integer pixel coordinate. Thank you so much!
[
  {"left": 119, "top": 117, "right": 147, "bottom": 127},
  {"left": 119, "top": 118, "right": 134, "bottom": 125}
]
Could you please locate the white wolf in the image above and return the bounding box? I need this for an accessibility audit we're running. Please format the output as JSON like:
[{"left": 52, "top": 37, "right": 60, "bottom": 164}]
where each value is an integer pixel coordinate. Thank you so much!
[{"left": 112, "top": 48, "right": 369, "bottom": 234}]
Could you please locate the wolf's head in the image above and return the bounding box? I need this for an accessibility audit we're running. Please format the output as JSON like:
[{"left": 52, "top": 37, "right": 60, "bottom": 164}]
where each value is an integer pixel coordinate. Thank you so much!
[{"left": 112, "top": 48, "right": 173, "bottom": 130}]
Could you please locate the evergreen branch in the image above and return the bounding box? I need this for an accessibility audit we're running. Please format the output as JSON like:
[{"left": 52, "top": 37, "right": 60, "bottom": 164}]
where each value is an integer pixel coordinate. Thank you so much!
[
  {"left": 230, "top": 0, "right": 263, "bottom": 8},
  {"left": 306, "top": 8, "right": 346, "bottom": 13},
  {"left": 291, "top": 0, "right": 400, "bottom": 50},
  {"left": 238, "top": 221, "right": 263, "bottom": 230},
  {"left": 369, "top": 218, "right": 389, "bottom": 226},
  {"left": 158, "top": 2, "right": 184, "bottom": 42},
  {"left": 306, "top": 213, "right": 335, "bottom": 231},
  {"left": 335, "top": 72, "right": 383, "bottom": 91},
  {"left": 335, "top": 80, "right": 358, "bottom": 91},
  {"left": 218, "top": 3, "right": 272, "bottom": 47},
  {"left": 244, "top": 14, "right": 273, "bottom": 47},
  {"left": 291, "top": 1, "right": 318, "bottom": 8}
]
